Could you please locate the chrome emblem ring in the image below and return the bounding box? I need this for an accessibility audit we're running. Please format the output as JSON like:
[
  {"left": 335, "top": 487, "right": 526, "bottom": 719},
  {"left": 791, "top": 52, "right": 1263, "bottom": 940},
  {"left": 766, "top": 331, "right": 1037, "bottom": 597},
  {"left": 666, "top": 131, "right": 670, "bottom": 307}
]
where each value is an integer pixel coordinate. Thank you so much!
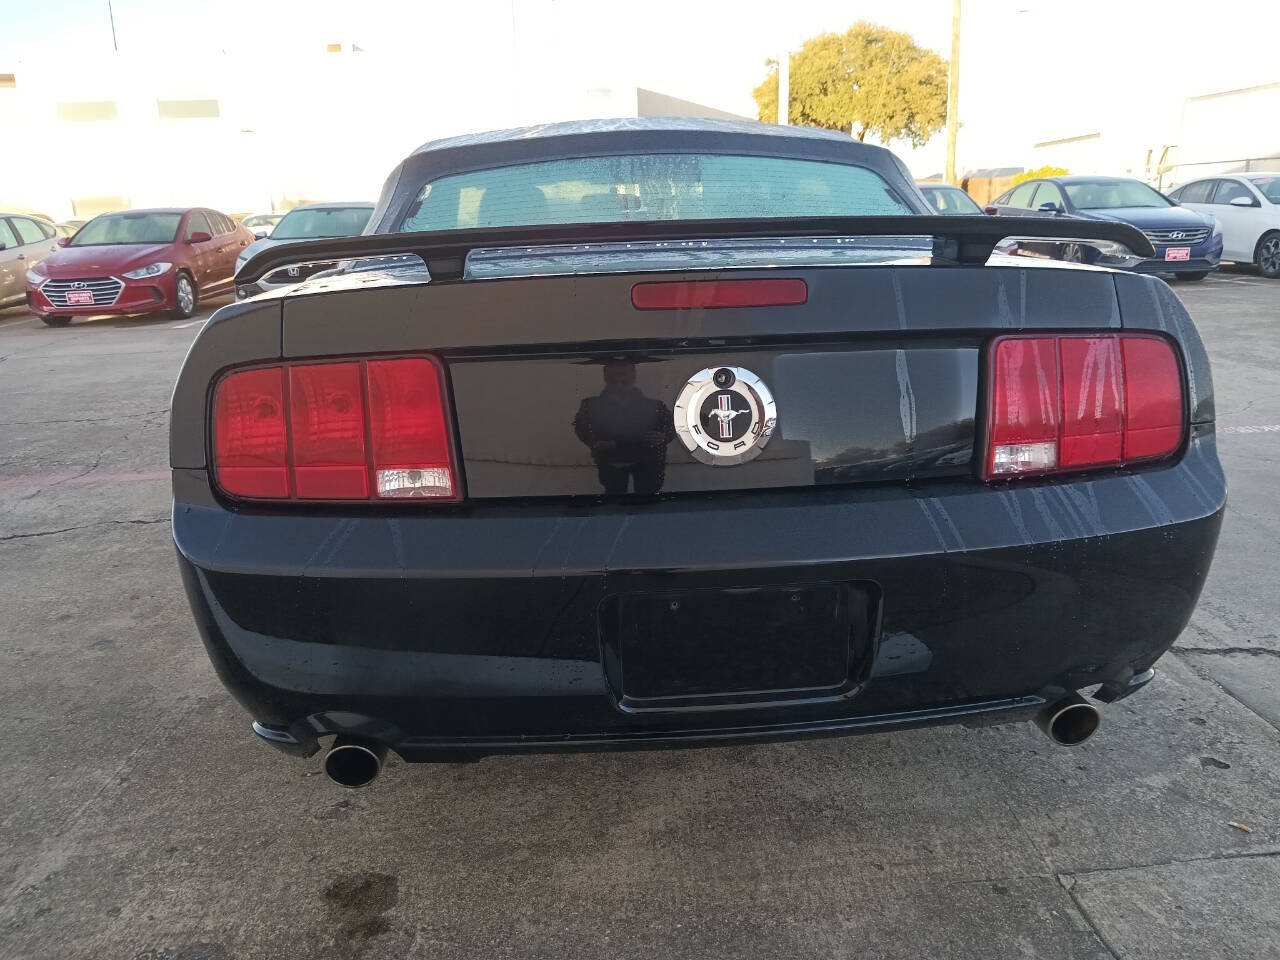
[{"left": 673, "top": 366, "right": 777, "bottom": 466}]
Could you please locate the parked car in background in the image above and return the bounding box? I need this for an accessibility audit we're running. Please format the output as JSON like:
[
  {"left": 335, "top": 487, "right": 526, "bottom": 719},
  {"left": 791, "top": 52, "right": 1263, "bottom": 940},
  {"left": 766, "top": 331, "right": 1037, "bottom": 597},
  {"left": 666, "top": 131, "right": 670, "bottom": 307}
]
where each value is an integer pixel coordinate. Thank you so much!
[
  {"left": 1168, "top": 173, "right": 1280, "bottom": 279},
  {"left": 917, "top": 182, "right": 984, "bottom": 215},
  {"left": 235, "top": 202, "right": 374, "bottom": 299},
  {"left": 54, "top": 219, "right": 87, "bottom": 238},
  {"left": 25, "top": 207, "right": 253, "bottom": 325},
  {"left": 0, "top": 213, "right": 60, "bottom": 308},
  {"left": 241, "top": 212, "right": 284, "bottom": 239},
  {"left": 987, "top": 175, "right": 1222, "bottom": 280}
]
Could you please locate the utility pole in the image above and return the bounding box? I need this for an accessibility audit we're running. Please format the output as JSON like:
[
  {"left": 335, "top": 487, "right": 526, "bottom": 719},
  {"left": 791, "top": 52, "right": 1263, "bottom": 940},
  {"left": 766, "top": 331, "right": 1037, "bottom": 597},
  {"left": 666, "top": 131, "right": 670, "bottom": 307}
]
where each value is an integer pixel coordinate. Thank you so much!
[
  {"left": 777, "top": 51, "right": 789, "bottom": 125},
  {"left": 945, "top": 0, "right": 961, "bottom": 184}
]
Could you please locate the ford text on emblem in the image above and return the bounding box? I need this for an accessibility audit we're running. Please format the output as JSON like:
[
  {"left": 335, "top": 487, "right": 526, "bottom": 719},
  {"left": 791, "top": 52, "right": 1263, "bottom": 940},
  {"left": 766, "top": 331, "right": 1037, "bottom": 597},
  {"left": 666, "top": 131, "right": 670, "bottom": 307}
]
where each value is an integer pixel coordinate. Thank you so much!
[{"left": 673, "top": 366, "right": 777, "bottom": 465}]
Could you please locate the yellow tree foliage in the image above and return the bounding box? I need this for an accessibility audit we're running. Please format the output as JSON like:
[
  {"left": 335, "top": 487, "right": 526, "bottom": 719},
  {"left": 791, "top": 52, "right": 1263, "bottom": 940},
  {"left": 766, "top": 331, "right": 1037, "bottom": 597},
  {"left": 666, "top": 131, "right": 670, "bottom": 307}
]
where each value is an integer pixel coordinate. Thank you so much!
[
  {"left": 1010, "top": 166, "right": 1070, "bottom": 185},
  {"left": 753, "top": 22, "right": 949, "bottom": 148}
]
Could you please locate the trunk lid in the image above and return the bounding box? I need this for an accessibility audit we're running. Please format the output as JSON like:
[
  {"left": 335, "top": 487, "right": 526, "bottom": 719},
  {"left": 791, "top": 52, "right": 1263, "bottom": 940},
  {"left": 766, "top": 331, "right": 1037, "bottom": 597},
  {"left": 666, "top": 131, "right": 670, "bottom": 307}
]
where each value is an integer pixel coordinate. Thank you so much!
[{"left": 280, "top": 255, "right": 1124, "bottom": 499}]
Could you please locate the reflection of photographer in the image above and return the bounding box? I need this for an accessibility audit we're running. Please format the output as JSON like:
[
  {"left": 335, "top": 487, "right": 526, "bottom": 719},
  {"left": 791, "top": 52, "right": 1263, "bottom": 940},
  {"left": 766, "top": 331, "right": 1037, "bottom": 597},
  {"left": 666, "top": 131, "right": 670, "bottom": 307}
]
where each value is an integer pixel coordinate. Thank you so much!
[{"left": 573, "top": 361, "right": 675, "bottom": 494}]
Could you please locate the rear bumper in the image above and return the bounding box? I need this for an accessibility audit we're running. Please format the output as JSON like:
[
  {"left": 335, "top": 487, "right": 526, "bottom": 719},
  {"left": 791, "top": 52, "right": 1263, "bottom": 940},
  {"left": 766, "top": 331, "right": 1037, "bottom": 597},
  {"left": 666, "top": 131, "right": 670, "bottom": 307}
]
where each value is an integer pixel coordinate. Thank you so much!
[{"left": 174, "top": 428, "right": 1225, "bottom": 760}]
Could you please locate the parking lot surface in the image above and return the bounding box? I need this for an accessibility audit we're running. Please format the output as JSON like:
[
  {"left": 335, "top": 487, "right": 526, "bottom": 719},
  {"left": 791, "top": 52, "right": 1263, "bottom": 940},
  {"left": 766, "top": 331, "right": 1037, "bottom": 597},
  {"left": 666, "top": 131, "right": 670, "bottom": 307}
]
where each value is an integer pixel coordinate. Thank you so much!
[{"left": 1, "top": 272, "right": 1279, "bottom": 959}]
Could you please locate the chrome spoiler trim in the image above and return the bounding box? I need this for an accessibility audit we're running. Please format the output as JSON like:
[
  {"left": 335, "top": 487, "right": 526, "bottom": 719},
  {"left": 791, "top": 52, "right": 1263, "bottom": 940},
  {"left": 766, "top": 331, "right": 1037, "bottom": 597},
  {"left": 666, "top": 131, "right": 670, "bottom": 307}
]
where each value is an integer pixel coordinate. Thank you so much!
[{"left": 235, "top": 215, "right": 1155, "bottom": 285}]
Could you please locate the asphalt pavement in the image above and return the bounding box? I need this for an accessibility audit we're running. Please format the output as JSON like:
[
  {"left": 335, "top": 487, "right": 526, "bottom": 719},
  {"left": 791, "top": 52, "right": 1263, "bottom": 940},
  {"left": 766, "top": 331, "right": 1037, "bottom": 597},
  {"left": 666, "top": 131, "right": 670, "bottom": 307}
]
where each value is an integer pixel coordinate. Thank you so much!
[{"left": 1, "top": 271, "right": 1278, "bottom": 960}]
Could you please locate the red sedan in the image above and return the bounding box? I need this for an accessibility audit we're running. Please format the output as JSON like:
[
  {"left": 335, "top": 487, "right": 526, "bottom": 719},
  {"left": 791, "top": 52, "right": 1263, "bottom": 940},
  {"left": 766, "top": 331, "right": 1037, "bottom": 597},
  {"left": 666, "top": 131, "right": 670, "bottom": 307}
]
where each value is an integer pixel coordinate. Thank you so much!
[{"left": 25, "top": 207, "right": 253, "bottom": 325}]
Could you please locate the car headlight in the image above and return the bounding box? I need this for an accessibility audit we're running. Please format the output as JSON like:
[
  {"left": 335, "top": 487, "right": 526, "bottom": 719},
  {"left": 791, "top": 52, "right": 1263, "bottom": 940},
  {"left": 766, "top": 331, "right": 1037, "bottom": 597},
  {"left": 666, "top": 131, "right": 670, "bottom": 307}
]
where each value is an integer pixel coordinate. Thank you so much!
[
  {"left": 26, "top": 267, "right": 46, "bottom": 285},
  {"left": 1211, "top": 218, "right": 1223, "bottom": 237},
  {"left": 121, "top": 262, "right": 172, "bottom": 280}
]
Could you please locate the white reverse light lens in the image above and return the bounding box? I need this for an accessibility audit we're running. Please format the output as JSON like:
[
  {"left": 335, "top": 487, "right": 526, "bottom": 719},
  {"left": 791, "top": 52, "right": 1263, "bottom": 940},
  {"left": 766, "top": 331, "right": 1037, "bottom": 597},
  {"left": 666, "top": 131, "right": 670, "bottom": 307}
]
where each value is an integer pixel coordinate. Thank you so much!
[
  {"left": 375, "top": 467, "right": 453, "bottom": 499},
  {"left": 991, "top": 441, "right": 1057, "bottom": 476},
  {"left": 122, "top": 261, "right": 172, "bottom": 280}
]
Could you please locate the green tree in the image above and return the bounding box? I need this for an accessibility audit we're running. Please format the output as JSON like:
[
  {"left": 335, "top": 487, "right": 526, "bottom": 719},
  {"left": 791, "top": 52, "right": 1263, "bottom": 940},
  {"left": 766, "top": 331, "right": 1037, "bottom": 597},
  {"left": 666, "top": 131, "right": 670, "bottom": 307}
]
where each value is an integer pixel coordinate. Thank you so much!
[{"left": 753, "top": 22, "right": 949, "bottom": 148}]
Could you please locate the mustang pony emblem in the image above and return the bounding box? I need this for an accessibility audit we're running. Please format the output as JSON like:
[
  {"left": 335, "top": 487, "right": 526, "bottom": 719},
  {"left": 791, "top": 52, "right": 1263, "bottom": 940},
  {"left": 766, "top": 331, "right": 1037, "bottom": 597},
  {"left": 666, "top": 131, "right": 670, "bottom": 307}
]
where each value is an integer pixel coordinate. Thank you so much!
[
  {"left": 707, "top": 395, "right": 751, "bottom": 439},
  {"left": 673, "top": 366, "right": 777, "bottom": 465}
]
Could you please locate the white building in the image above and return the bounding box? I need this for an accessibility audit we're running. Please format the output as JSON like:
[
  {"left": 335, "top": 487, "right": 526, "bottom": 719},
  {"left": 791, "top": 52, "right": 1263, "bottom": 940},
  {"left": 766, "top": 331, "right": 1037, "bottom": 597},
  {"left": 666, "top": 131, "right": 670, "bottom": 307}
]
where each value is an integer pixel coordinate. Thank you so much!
[{"left": 0, "top": 48, "right": 743, "bottom": 221}]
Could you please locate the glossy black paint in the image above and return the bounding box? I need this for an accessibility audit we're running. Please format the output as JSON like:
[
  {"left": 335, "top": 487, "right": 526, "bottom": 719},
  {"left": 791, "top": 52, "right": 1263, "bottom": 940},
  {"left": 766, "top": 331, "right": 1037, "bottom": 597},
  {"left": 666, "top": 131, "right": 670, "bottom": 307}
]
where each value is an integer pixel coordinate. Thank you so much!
[
  {"left": 452, "top": 345, "right": 977, "bottom": 496},
  {"left": 174, "top": 431, "right": 1223, "bottom": 758},
  {"left": 170, "top": 127, "right": 1222, "bottom": 763}
]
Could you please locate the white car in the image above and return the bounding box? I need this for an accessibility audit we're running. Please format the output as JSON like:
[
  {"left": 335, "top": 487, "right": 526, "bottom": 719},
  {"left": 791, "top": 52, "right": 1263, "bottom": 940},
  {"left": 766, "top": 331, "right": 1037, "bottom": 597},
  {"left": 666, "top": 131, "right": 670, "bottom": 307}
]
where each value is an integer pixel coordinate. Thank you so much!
[
  {"left": 240, "top": 212, "right": 284, "bottom": 239},
  {"left": 1168, "top": 173, "right": 1280, "bottom": 278}
]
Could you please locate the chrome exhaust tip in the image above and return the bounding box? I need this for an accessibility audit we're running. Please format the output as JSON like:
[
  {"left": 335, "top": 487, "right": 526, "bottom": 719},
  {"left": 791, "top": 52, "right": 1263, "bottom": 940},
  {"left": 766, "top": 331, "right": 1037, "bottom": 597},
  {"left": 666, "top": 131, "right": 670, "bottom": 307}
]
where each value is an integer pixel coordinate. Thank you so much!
[
  {"left": 1034, "top": 692, "right": 1101, "bottom": 747},
  {"left": 323, "top": 736, "right": 388, "bottom": 788}
]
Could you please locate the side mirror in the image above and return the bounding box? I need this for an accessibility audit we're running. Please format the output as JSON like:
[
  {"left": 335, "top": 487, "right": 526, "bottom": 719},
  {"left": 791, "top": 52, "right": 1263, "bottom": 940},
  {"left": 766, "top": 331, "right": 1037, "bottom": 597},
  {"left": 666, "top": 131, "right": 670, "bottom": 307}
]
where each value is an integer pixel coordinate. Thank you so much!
[
  {"left": 983, "top": 205, "right": 999, "bottom": 216},
  {"left": 187, "top": 231, "right": 213, "bottom": 244},
  {"left": 253, "top": 228, "right": 270, "bottom": 239},
  {"left": 1037, "top": 201, "right": 1062, "bottom": 214},
  {"left": 57, "top": 236, "right": 71, "bottom": 247},
  {"left": 1230, "top": 195, "right": 1258, "bottom": 208}
]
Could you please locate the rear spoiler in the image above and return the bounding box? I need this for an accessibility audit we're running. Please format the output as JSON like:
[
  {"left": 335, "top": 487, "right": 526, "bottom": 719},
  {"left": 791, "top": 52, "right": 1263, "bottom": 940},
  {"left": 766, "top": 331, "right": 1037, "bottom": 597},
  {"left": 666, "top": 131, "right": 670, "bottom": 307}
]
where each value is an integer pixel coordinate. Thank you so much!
[{"left": 235, "top": 215, "right": 1155, "bottom": 285}]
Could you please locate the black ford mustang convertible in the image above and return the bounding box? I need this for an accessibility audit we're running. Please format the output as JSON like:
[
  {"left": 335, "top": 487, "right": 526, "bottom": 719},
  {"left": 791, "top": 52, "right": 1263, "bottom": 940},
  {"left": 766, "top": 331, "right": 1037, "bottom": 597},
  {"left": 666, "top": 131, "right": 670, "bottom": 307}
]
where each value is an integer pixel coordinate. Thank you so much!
[{"left": 173, "top": 119, "right": 1224, "bottom": 787}]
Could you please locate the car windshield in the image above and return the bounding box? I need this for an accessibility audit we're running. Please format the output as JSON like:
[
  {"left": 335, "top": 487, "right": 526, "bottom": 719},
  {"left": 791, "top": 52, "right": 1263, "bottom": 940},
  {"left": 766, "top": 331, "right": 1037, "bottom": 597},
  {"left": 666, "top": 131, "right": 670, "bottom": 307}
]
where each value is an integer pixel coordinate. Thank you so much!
[
  {"left": 70, "top": 212, "right": 182, "bottom": 245},
  {"left": 1061, "top": 180, "right": 1172, "bottom": 210},
  {"left": 271, "top": 207, "right": 372, "bottom": 239},
  {"left": 243, "top": 215, "right": 278, "bottom": 227},
  {"left": 399, "top": 153, "right": 911, "bottom": 231},
  {"left": 1248, "top": 177, "right": 1280, "bottom": 204},
  {"left": 922, "top": 186, "right": 982, "bottom": 215}
]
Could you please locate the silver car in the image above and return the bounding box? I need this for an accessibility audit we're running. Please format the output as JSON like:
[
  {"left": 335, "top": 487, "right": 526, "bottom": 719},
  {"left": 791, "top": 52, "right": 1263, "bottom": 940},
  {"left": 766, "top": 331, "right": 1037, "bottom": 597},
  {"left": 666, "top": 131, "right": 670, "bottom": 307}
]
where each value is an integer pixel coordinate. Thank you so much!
[
  {"left": 235, "top": 202, "right": 373, "bottom": 298},
  {"left": 0, "top": 213, "right": 60, "bottom": 308}
]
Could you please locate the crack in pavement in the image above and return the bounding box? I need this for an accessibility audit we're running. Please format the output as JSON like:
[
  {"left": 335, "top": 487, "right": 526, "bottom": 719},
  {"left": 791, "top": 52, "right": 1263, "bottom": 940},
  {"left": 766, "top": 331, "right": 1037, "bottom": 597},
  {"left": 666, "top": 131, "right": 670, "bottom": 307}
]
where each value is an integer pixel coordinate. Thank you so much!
[
  {"left": 1178, "top": 645, "right": 1280, "bottom": 659},
  {"left": 0, "top": 516, "right": 168, "bottom": 543},
  {"left": 0, "top": 407, "right": 169, "bottom": 427},
  {"left": 1058, "top": 875, "right": 1123, "bottom": 960}
]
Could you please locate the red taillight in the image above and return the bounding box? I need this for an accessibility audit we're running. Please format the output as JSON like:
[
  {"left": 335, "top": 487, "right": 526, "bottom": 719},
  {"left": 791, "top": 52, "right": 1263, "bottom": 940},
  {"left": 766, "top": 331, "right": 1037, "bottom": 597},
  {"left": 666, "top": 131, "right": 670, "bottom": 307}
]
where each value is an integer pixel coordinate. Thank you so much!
[
  {"left": 367, "top": 358, "right": 455, "bottom": 499},
  {"left": 631, "top": 278, "right": 808, "bottom": 310},
  {"left": 1121, "top": 337, "right": 1184, "bottom": 461},
  {"left": 985, "top": 334, "right": 1183, "bottom": 481},
  {"left": 289, "top": 362, "right": 368, "bottom": 499},
  {"left": 213, "top": 356, "right": 458, "bottom": 502},
  {"left": 213, "top": 366, "right": 289, "bottom": 499}
]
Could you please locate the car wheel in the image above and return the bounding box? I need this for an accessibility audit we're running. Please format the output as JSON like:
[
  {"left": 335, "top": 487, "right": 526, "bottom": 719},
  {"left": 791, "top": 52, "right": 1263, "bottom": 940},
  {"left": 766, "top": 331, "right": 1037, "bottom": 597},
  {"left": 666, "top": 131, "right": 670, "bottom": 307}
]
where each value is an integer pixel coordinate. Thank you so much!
[
  {"left": 1177, "top": 271, "right": 1210, "bottom": 282},
  {"left": 171, "top": 271, "right": 197, "bottom": 319},
  {"left": 1060, "top": 242, "right": 1083, "bottom": 263},
  {"left": 1257, "top": 232, "right": 1280, "bottom": 279},
  {"left": 41, "top": 315, "right": 71, "bottom": 326}
]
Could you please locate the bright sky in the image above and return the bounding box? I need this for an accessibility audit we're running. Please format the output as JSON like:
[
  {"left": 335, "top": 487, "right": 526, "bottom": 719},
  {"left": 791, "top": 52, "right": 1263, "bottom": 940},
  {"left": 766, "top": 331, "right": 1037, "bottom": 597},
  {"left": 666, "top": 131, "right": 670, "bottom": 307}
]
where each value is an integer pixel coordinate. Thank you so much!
[{"left": 3, "top": 0, "right": 1278, "bottom": 176}]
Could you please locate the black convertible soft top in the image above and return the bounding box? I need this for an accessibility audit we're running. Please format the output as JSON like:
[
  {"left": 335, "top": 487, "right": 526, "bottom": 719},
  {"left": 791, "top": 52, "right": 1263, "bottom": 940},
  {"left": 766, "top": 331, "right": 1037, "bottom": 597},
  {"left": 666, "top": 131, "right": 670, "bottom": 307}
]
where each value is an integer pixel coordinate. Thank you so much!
[{"left": 364, "top": 118, "right": 927, "bottom": 235}]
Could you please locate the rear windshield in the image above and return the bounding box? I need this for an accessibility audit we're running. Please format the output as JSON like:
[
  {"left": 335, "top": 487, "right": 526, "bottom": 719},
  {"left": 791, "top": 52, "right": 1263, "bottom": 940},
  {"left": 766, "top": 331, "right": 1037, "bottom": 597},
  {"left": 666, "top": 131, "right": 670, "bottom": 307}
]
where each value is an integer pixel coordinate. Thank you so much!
[
  {"left": 399, "top": 153, "right": 911, "bottom": 231},
  {"left": 1061, "top": 180, "right": 1172, "bottom": 210},
  {"left": 271, "top": 206, "right": 373, "bottom": 240},
  {"left": 71, "top": 212, "right": 182, "bottom": 246},
  {"left": 1249, "top": 176, "right": 1280, "bottom": 204}
]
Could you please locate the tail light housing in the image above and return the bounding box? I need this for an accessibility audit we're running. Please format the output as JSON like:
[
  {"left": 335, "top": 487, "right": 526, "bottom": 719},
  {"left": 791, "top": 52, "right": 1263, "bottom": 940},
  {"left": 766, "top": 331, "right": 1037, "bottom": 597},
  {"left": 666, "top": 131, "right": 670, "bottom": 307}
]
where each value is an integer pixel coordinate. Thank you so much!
[
  {"left": 212, "top": 356, "right": 459, "bottom": 502},
  {"left": 985, "top": 334, "right": 1184, "bottom": 481}
]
